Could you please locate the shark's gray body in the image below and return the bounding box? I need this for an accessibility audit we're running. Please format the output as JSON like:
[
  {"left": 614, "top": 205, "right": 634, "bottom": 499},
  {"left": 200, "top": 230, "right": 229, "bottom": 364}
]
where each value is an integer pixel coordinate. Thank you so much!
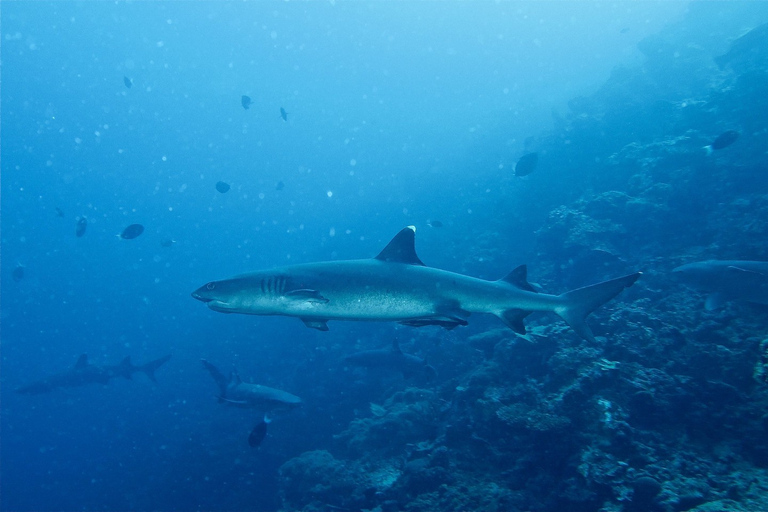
[
  {"left": 344, "top": 339, "right": 437, "bottom": 380},
  {"left": 15, "top": 354, "right": 171, "bottom": 394},
  {"left": 193, "top": 227, "right": 640, "bottom": 342},
  {"left": 673, "top": 260, "right": 768, "bottom": 310},
  {"left": 201, "top": 359, "right": 302, "bottom": 412}
]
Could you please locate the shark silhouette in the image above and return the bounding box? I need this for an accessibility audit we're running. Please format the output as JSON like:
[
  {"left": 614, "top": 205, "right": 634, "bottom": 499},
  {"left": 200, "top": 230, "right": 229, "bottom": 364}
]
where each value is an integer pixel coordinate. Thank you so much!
[{"left": 16, "top": 354, "right": 171, "bottom": 394}]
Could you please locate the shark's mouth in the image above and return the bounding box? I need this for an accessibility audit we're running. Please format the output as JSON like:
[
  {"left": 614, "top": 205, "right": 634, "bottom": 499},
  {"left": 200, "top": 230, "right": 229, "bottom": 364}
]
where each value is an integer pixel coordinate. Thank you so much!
[{"left": 207, "top": 300, "right": 236, "bottom": 312}]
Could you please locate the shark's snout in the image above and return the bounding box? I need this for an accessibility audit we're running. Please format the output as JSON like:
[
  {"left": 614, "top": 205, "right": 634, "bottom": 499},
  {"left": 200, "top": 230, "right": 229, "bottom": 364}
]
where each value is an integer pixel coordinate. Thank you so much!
[{"left": 191, "top": 289, "right": 213, "bottom": 302}]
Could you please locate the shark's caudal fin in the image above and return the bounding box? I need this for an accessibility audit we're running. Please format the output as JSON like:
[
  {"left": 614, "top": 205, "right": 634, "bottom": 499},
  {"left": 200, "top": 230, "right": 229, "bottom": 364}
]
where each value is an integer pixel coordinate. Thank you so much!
[
  {"left": 138, "top": 354, "right": 171, "bottom": 383},
  {"left": 201, "top": 359, "right": 229, "bottom": 395},
  {"left": 554, "top": 273, "right": 641, "bottom": 342}
]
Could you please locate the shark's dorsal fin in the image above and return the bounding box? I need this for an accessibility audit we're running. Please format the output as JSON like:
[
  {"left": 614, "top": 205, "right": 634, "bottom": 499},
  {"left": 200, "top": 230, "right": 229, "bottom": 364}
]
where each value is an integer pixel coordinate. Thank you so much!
[
  {"left": 392, "top": 338, "right": 402, "bottom": 354},
  {"left": 374, "top": 226, "right": 425, "bottom": 266},
  {"left": 75, "top": 354, "right": 89, "bottom": 368},
  {"left": 498, "top": 265, "right": 538, "bottom": 293}
]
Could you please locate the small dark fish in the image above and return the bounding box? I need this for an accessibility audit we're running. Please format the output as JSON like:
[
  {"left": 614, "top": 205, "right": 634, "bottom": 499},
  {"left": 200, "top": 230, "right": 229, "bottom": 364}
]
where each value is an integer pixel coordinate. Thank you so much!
[
  {"left": 123, "top": 76, "right": 132, "bottom": 89},
  {"left": 241, "top": 95, "right": 253, "bottom": 110},
  {"left": 275, "top": 181, "right": 285, "bottom": 191},
  {"left": 280, "top": 107, "right": 288, "bottom": 121},
  {"left": 514, "top": 152, "right": 539, "bottom": 177},
  {"left": 216, "top": 181, "right": 230, "bottom": 194},
  {"left": 12, "top": 265, "right": 24, "bottom": 282},
  {"left": 55, "top": 207, "right": 65, "bottom": 217},
  {"left": 248, "top": 417, "right": 270, "bottom": 447},
  {"left": 120, "top": 224, "right": 144, "bottom": 240},
  {"left": 427, "top": 220, "right": 443, "bottom": 228},
  {"left": 705, "top": 130, "right": 739, "bottom": 155},
  {"left": 76, "top": 217, "right": 87, "bottom": 237},
  {"left": 160, "top": 238, "right": 176, "bottom": 248}
]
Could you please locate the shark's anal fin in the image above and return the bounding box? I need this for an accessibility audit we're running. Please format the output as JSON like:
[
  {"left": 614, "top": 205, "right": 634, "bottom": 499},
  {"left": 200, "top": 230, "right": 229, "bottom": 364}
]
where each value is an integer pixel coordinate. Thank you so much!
[
  {"left": 374, "top": 226, "right": 425, "bottom": 266},
  {"left": 301, "top": 318, "right": 330, "bottom": 331},
  {"left": 287, "top": 289, "right": 329, "bottom": 304}
]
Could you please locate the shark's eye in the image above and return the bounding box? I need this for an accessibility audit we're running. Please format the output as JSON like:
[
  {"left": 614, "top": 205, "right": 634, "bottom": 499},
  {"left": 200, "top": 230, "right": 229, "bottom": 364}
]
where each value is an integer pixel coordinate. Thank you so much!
[{"left": 206, "top": 282, "right": 216, "bottom": 290}]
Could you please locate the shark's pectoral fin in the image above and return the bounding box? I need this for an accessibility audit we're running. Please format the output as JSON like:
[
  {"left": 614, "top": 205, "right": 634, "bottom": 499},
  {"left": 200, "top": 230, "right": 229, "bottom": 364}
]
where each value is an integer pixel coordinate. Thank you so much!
[
  {"left": 287, "top": 289, "right": 329, "bottom": 304},
  {"left": 301, "top": 318, "right": 330, "bottom": 331},
  {"left": 219, "top": 396, "right": 250, "bottom": 406},
  {"left": 399, "top": 316, "right": 468, "bottom": 330},
  {"left": 498, "top": 308, "right": 533, "bottom": 334},
  {"left": 705, "top": 292, "right": 725, "bottom": 311}
]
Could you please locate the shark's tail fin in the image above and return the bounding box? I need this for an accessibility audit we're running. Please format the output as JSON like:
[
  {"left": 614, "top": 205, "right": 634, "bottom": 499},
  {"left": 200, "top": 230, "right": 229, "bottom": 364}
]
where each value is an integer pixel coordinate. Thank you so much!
[
  {"left": 138, "top": 354, "right": 171, "bottom": 383},
  {"left": 201, "top": 359, "right": 229, "bottom": 396},
  {"left": 554, "top": 273, "right": 641, "bottom": 342}
]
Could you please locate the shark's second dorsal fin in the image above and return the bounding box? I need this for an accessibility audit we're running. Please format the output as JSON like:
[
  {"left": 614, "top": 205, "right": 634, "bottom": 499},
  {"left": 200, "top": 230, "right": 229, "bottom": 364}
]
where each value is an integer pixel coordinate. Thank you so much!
[
  {"left": 498, "top": 265, "right": 537, "bottom": 293},
  {"left": 374, "top": 226, "right": 425, "bottom": 266},
  {"left": 75, "top": 354, "right": 89, "bottom": 368}
]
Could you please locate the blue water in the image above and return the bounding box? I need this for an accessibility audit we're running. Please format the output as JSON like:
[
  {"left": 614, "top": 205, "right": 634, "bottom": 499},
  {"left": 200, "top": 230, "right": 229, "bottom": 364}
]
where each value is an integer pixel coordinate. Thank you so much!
[{"left": 3, "top": 2, "right": 768, "bottom": 511}]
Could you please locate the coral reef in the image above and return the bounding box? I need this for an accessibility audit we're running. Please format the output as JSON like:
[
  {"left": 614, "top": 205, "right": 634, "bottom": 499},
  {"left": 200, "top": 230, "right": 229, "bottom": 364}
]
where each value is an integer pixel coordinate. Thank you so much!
[{"left": 277, "top": 13, "right": 768, "bottom": 512}]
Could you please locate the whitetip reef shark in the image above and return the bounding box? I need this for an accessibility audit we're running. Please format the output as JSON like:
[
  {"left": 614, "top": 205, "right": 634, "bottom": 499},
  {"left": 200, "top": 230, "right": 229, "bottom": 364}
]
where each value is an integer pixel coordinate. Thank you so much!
[
  {"left": 15, "top": 354, "right": 171, "bottom": 394},
  {"left": 201, "top": 359, "right": 301, "bottom": 447},
  {"left": 192, "top": 226, "right": 640, "bottom": 342},
  {"left": 673, "top": 259, "right": 768, "bottom": 310}
]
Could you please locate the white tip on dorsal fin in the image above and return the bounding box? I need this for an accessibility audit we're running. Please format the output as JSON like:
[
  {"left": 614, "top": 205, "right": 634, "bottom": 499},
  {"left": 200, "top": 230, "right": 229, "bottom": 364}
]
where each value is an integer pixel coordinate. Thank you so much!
[{"left": 374, "top": 227, "right": 425, "bottom": 266}]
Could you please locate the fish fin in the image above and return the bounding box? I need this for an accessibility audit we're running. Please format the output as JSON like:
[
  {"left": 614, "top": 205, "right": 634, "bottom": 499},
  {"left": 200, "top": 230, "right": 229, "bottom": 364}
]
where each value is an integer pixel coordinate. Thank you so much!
[
  {"left": 705, "top": 293, "right": 725, "bottom": 311},
  {"left": 555, "top": 272, "right": 640, "bottom": 342},
  {"left": 399, "top": 316, "right": 468, "bottom": 330},
  {"left": 301, "top": 318, "right": 330, "bottom": 331},
  {"left": 220, "top": 397, "right": 250, "bottom": 406},
  {"left": 498, "top": 308, "right": 532, "bottom": 334},
  {"left": 202, "top": 359, "right": 229, "bottom": 395},
  {"left": 75, "top": 354, "right": 89, "bottom": 369},
  {"left": 286, "top": 289, "right": 329, "bottom": 303},
  {"left": 498, "top": 265, "right": 538, "bottom": 292},
  {"left": 726, "top": 266, "right": 768, "bottom": 279},
  {"left": 139, "top": 354, "right": 171, "bottom": 383},
  {"left": 374, "top": 226, "right": 425, "bottom": 266},
  {"left": 392, "top": 339, "right": 402, "bottom": 353}
]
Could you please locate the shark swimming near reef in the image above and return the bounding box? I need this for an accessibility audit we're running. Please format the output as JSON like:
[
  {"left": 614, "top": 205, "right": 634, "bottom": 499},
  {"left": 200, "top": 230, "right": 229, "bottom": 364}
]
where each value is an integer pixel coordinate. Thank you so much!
[
  {"left": 15, "top": 354, "right": 171, "bottom": 394},
  {"left": 343, "top": 339, "right": 437, "bottom": 380},
  {"left": 673, "top": 260, "right": 768, "bottom": 310},
  {"left": 192, "top": 226, "right": 640, "bottom": 342},
  {"left": 201, "top": 359, "right": 302, "bottom": 447}
]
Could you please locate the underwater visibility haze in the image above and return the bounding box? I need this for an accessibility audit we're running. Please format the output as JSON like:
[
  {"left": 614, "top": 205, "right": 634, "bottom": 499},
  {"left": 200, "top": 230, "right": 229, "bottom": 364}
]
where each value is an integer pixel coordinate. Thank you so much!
[{"left": 3, "top": 1, "right": 768, "bottom": 511}]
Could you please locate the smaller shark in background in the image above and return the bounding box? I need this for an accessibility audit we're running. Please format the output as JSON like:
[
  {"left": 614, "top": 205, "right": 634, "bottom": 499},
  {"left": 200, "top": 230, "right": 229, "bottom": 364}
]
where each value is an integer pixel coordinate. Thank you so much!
[
  {"left": 16, "top": 354, "right": 171, "bottom": 394},
  {"left": 673, "top": 260, "right": 768, "bottom": 310},
  {"left": 343, "top": 339, "right": 437, "bottom": 381},
  {"left": 201, "top": 359, "right": 302, "bottom": 447}
]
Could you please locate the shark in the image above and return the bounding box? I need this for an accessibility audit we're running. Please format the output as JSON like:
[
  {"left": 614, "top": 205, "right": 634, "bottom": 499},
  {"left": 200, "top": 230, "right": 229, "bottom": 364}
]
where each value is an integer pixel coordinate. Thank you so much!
[
  {"left": 192, "top": 226, "right": 640, "bottom": 342},
  {"left": 201, "top": 359, "right": 302, "bottom": 447},
  {"left": 673, "top": 260, "right": 768, "bottom": 310},
  {"left": 15, "top": 354, "right": 171, "bottom": 394},
  {"left": 343, "top": 339, "right": 437, "bottom": 380}
]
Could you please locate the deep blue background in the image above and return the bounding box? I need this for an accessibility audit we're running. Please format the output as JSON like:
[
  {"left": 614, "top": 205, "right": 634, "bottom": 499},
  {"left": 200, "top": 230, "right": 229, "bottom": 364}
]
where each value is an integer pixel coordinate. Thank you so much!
[{"left": 3, "top": 2, "right": 765, "bottom": 511}]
